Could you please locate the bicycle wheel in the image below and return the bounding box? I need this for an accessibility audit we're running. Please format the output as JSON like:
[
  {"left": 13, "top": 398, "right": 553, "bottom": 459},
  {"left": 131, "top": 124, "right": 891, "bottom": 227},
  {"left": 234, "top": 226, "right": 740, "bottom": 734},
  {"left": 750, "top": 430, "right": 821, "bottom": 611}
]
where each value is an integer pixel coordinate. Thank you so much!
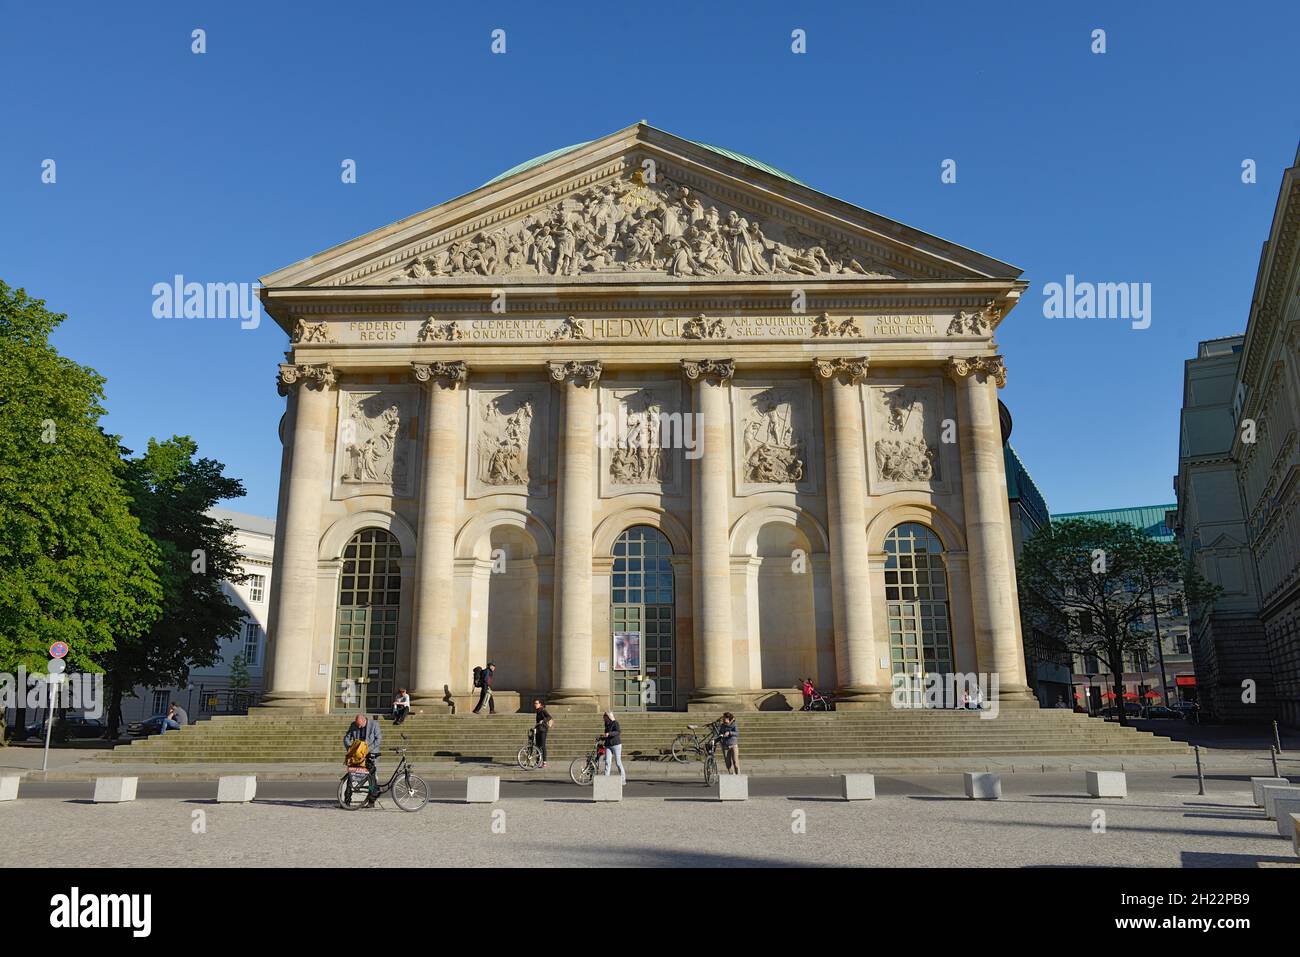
[
  {"left": 703, "top": 754, "right": 719, "bottom": 786},
  {"left": 570, "top": 755, "right": 595, "bottom": 786},
  {"left": 337, "top": 774, "right": 369, "bottom": 810},
  {"left": 670, "top": 733, "right": 699, "bottom": 763},
  {"left": 518, "top": 745, "right": 542, "bottom": 770},
  {"left": 391, "top": 772, "right": 428, "bottom": 812},
  {"left": 517, "top": 746, "right": 532, "bottom": 770}
]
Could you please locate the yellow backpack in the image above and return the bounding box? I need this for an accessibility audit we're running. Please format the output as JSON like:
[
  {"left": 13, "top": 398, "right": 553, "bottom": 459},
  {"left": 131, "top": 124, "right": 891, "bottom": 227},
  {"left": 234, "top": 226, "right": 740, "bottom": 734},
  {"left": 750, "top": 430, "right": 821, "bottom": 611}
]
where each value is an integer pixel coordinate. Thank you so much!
[{"left": 345, "top": 740, "right": 369, "bottom": 767}]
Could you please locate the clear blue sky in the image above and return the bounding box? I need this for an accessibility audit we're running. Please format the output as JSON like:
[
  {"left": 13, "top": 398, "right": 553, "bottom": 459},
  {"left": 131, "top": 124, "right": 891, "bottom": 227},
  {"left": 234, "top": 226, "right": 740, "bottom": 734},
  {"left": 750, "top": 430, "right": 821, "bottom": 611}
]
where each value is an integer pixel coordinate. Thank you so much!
[{"left": 3, "top": 1, "right": 1296, "bottom": 518}]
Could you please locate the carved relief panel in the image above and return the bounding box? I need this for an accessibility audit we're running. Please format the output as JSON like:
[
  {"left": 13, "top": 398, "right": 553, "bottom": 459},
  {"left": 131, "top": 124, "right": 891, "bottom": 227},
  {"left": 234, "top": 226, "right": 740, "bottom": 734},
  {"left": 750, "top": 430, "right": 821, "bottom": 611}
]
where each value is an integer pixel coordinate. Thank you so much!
[
  {"left": 730, "top": 379, "right": 818, "bottom": 496},
  {"left": 333, "top": 387, "right": 418, "bottom": 499},
  {"left": 598, "top": 379, "right": 685, "bottom": 497},
  {"left": 468, "top": 383, "right": 550, "bottom": 497},
  {"left": 864, "top": 379, "right": 952, "bottom": 495}
]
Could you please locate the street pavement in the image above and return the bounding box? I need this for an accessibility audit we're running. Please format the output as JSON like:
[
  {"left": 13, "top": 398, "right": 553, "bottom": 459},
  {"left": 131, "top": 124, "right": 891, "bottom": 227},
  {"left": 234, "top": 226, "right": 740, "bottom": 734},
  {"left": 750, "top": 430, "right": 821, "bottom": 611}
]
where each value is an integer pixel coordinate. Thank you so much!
[{"left": 1, "top": 771, "right": 1296, "bottom": 868}]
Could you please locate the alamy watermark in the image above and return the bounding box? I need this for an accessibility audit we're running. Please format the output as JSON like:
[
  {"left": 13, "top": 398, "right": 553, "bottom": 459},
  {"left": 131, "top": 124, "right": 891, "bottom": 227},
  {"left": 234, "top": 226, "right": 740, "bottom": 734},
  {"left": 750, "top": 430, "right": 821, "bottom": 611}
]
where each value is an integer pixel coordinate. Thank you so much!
[
  {"left": 595, "top": 406, "right": 703, "bottom": 459},
  {"left": 1042, "top": 274, "right": 1151, "bottom": 329},
  {"left": 891, "top": 670, "right": 1000, "bottom": 719},
  {"left": 1, "top": 664, "right": 103, "bottom": 718},
  {"left": 151, "top": 275, "right": 261, "bottom": 329}
]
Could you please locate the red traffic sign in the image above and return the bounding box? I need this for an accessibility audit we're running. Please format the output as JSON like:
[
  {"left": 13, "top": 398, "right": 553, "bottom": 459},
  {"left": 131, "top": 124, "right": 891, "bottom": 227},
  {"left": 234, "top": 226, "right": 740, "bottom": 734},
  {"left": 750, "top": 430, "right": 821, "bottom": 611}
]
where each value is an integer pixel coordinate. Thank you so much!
[{"left": 49, "top": 642, "right": 69, "bottom": 659}]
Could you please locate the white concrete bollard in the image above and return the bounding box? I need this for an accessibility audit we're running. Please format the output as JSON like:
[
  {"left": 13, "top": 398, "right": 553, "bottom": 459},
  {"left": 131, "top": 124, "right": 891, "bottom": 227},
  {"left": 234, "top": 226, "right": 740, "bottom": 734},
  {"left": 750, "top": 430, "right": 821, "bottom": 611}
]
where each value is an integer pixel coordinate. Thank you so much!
[
  {"left": 0, "top": 776, "right": 19, "bottom": 802},
  {"left": 1272, "top": 796, "right": 1300, "bottom": 837},
  {"left": 1262, "top": 785, "right": 1300, "bottom": 820},
  {"left": 216, "top": 775, "right": 257, "bottom": 803},
  {"left": 963, "top": 772, "right": 1001, "bottom": 800},
  {"left": 93, "top": 777, "right": 138, "bottom": 803},
  {"left": 1085, "top": 771, "right": 1127, "bottom": 798},
  {"left": 717, "top": 775, "right": 748, "bottom": 801},
  {"left": 841, "top": 774, "right": 876, "bottom": 800},
  {"left": 1289, "top": 814, "right": 1300, "bottom": 858},
  {"left": 591, "top": 776, "right": 623, "bottom": 802},
  {"left": 465, "top": 776, "right": 500, "bottom": 803},
  {"left": 1250, "top": 777, "right": 1289, "bottom": 806}
]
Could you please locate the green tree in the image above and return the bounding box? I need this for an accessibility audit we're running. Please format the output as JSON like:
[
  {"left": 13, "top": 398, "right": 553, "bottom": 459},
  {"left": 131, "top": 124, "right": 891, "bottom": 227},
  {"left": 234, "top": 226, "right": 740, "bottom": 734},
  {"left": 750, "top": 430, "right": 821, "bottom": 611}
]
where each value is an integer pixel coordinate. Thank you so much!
[
  {"left": 1017, "top": 518, "right": 1219, "bottom": 727},
  {"left": 0, "top": 282, "right": 162, "bottom": 742},
  {"left": 98, "top": 437, "right": 247, "bottom": 737}
]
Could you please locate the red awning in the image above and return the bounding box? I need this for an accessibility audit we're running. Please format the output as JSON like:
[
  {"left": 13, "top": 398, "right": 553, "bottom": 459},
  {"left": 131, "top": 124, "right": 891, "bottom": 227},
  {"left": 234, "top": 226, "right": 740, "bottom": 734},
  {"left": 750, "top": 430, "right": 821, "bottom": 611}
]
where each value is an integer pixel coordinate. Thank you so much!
[{"left": 1175, "top": 675, "right": 1197, "bottom": 687}]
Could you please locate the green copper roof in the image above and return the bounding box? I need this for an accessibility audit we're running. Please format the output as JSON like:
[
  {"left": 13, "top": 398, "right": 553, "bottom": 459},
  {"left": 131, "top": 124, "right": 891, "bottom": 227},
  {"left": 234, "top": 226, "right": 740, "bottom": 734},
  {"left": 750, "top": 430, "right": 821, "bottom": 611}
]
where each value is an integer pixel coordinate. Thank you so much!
[
  {"left": 1050, "top": 505, "right": 1177, "bottom": 543},
  {"left": 483, "top": 138, "right": 807, "bottom": 188}
]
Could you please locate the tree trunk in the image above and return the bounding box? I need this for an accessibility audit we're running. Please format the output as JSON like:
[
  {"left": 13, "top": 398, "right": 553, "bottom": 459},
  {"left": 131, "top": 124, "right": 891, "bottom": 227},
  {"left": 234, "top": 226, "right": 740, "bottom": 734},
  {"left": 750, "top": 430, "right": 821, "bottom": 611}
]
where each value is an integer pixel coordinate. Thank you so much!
[
  {"left": 105, "top": 679, "right": 126, "bottom": 741},
  {"left": 1110, "top": 667, "right": 1127, "bottom": 728}
]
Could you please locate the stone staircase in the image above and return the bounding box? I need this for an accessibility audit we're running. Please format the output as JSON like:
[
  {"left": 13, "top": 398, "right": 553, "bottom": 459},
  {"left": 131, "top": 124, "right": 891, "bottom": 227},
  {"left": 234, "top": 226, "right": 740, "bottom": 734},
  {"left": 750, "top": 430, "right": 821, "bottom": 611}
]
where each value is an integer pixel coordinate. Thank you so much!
[{"left": 102, "top": 709, "right": 1191, "bottom": 764}]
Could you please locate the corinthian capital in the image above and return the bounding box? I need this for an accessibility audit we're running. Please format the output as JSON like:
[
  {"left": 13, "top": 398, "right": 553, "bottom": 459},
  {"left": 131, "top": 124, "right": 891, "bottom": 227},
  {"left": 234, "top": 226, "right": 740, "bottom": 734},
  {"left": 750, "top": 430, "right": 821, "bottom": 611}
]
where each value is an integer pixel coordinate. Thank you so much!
[
  {"left": 277, "top": 362, "right": 338, "bottom": 396},
  {"left": 411, "top": 360, "right": 468, "bottom": 386},
  {"left": 680, "top": 358, "right": 735, "bottom": 383},
  {"left": 813, "top": 357, "right": 869, "bottom": 384},
  {"left": 548, "top": 360, "right": 602, "bottom": 385},
  {"left": 946, "top": 355, "right": 1007, "bottom": 389}
]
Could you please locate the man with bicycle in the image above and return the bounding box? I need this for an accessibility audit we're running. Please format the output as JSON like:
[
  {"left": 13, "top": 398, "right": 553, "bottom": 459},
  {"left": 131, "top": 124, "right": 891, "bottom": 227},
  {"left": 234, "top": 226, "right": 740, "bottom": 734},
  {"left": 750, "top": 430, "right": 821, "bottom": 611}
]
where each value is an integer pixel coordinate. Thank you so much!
[{"left": 343, "top": 714, "right": 383, "bottom": 807}]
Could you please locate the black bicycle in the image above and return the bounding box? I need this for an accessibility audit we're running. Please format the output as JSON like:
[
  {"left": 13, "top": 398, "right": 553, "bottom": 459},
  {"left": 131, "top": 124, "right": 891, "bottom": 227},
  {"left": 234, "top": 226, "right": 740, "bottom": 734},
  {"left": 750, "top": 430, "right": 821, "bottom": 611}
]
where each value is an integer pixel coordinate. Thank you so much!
[
  {"left": 517, "top": 726, "right": 544, "bottom": 770},
  {"left": 338, "top": 734, "right": 428, "bottom": 811},
  {"left": 569, "top": 736, "right": 607, "bottom": 786},
  {"left": 670, "top": 720, "right": 721, "bottom": 763},
  {"left": 701, "top": 732, "right": 721, "bottom": 786}
]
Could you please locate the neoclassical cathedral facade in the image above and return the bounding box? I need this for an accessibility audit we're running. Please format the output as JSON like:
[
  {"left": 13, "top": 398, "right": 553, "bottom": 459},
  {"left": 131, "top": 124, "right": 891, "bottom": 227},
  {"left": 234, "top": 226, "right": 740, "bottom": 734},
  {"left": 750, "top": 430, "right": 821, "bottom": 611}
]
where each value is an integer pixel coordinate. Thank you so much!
[{"left": 257, "top": 123, "right": 1035, "bottom": 714}]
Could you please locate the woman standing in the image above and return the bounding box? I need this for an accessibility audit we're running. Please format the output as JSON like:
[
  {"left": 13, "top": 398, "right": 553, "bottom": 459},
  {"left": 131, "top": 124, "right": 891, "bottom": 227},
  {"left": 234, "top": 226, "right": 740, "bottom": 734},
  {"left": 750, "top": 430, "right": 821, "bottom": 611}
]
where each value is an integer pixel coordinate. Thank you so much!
[
  {"left": 601, "top": 711, "right": 626, "bottom": 783},
  {"left": 717, "top": 712, "right": 740, "bottom": 774}
]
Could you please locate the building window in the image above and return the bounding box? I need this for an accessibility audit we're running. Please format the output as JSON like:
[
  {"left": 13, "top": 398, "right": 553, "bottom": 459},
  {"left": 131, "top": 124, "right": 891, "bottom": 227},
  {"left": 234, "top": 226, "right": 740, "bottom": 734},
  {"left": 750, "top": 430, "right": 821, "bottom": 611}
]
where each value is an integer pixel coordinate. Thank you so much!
[
  {"left": 248, "top": 574, "right": 266, "bottom": 603},
  {"left": 884, "top": 523, "right": 954, "bottom": 681},
  {"left": 611, "top": 526, "right": 676, "bottom": 711},
  {"left": 333, "top": 528, "right": 402, "bottom": 712},
  {"left": 243, "top": 621, "right": 261, "bottom": 667},
  {"left": 1167, "top": 597, "right": 1184, "bottom": 617},
  {"left": 1175, "top": 635, "right": 1189, "bottom": 655},
  {"left": 1084, "top": 655, "right": 1100, "bottom": 675},
  {"left": 151, "top": 690, "right": 169, "bottom": 715}
]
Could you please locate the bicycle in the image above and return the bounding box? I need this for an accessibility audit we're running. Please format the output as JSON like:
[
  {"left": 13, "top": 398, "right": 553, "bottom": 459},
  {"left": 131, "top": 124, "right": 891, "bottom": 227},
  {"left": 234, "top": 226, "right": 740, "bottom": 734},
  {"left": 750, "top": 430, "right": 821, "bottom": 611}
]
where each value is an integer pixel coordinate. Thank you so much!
[
  {"left": 569, "top": 736, "right": 607, "bottom": 786},
  {"left": 701, "top": 732, "right": 721, "bottom": 786},
  {"left": 517, "top": 726, "right": 544, "bottom": 770},
  {"left": 670, "top": 720, "right": 720, "bottom": 763},
  {"left": 338, "top": 734, "right": 428, "bottom": 811}
]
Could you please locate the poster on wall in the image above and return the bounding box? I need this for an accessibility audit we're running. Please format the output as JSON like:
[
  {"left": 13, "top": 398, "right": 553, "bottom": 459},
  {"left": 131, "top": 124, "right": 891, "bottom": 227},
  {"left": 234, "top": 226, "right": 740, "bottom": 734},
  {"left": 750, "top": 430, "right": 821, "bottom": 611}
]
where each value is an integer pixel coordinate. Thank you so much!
[{"left": 613, "top": 631, "right": 641, "bottom": 671}]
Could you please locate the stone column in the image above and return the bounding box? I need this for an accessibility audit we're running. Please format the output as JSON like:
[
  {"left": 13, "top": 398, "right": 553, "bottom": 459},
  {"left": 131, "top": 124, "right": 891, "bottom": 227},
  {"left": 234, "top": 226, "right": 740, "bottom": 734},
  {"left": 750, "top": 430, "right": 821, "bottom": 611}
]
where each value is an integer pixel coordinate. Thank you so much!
[
  {"left": 682, "top": 358, "right": 739, "bottom": 708},
  {"left": 409, "top": 361, "right": 467, "bottom": 711},
  {"left": 814, "top": 357, "right": 888, "bottom": 707},
  {"left": 548, "top": 360, "right": 602, "bottom": 711},
  {"left": 261, "top": 362, "right": 338, "bottom": 711},
  {"left": 947, "top": 355, "right": 1033, "bottom": 703}
]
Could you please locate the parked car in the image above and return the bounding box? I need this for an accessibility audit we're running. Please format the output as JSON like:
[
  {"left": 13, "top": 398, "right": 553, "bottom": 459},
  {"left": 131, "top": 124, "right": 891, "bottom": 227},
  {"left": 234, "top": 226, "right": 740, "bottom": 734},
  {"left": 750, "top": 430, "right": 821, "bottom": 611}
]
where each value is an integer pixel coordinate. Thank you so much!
[
  {"left": 1141, "top": 705, "right": 1183, "bottom": 720},
  {"left": 1100, "top": 703, "right": 1143, "bottom": 718},
  {"left": 126, "top": 715, "right": 171, "bottom": 737},
  {"left": 23, "top": 716, "right": 109, "bottom": 738}
]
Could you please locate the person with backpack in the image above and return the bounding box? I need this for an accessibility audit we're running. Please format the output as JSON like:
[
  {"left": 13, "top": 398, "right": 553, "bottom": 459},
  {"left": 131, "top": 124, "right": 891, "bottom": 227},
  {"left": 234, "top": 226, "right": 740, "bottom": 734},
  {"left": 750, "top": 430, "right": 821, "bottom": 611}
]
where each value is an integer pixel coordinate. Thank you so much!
[
  {"left": 600, "top": 710, "right": 625, "bottom": 783},
  {"left": 532, "top": 698, "right": 554, "bottom": 768},
  {"left": 343, "top": 714, "right": 383, "bottom": 807},
  {"left": 471, "top": 662, "right": 497, "bottom": 715}
]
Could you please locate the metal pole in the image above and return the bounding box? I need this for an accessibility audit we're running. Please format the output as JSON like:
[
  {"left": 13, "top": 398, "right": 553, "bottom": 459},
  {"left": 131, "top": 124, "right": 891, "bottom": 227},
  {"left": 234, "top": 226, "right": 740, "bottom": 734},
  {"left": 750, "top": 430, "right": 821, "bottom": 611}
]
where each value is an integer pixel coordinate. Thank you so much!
[
  {"left": 41, "top": 675, "right": 57, "bottom": 773},
  {"left": 1271, "top": 746, "right": 1280, "bottom": 778},
  {"left": 1274, "top": 720, "right": 1283, "bottom": 756},
  {"left": 1148, "top": 576, "right": 1171, "bottom": 708},
  {"left": 1193, "top": 745, "right": 1205, "bottom": 796}
]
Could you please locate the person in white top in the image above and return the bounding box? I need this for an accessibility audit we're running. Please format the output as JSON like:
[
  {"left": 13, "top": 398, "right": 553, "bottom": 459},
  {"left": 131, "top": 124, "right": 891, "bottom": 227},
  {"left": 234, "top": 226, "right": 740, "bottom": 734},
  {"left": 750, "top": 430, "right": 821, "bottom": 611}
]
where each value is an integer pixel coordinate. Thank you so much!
[{"left": 391, "top": 689, "right": 411, "bottom": 726}]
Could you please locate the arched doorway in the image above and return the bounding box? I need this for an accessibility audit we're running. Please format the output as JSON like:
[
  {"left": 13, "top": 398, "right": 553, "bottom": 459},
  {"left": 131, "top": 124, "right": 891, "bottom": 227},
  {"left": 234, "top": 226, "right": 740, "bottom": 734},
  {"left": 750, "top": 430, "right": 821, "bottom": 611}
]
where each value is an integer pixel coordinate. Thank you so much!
[
  {"left": 610, "top": 526, "right": 676, "bottom": 711},
  {"left": 884, "top": 523, "right": 954, "bottom": 704},
  {"left": 332, "top": 528, "right": 402, "bottom": 712}
]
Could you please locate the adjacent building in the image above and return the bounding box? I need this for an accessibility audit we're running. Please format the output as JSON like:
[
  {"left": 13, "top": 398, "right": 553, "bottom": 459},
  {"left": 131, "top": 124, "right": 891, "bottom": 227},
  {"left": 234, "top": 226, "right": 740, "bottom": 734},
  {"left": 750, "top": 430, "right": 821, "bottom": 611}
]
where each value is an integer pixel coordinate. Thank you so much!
[
  {"left": 119, "top": 509, "right": 274, "bottom": 723},
  {"left": 1228, "top": 145, "right": 1300, "bottom": 727},
  {"left": 253, "top": 122, "right": 1040, "bottom": 715},
  {"left": 1052, "top": 505, "right": 1194, "bottom": 712},
  {"left": 1172, "top": 336, "right": 1273, "bottom": 722}
]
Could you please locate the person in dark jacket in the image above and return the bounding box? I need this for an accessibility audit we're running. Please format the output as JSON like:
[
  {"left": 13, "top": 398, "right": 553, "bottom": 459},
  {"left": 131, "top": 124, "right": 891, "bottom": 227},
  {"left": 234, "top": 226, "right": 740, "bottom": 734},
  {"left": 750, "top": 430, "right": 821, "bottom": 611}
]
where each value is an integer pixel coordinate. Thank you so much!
[
  {"left": 533, "top": 698, "right": 553, "bottom": 768},
  {"left": 600, "top": 710, "right": 625, "bottom": 782},
  {"left": 472, "top": 662, "right": 496, "bottom": 715},
  {"left": 717, "top": 712, "right": 740, "bottom": 774},
  {"left": 343, "top": 714, "right": 383, "bottom": 805}
]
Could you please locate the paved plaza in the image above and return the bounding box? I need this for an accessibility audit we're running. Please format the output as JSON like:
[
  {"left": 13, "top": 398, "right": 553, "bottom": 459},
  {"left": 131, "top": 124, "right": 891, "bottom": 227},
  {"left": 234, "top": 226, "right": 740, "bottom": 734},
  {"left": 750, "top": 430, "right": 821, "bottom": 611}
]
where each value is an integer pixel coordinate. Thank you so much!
[{"left": 3, "top": 772, "right": 1296, "bottom": 868}]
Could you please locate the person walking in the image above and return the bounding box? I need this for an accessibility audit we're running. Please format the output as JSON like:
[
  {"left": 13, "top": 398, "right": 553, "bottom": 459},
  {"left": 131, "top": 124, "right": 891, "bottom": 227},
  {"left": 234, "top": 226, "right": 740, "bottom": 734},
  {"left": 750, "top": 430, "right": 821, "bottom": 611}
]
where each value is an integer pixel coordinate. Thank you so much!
[
  {"left": 343, "top": 713, "right": 383, "bottom": 807},
  {"left": 472, "top": 662, "right": 496, "bottom": 715},
  {"left": 532, "top": 698, "right": 553, "bottom": 768},
  {"left": 717, "top": 712, "right": 740, "bottom": 774},
  {"left": 391, "top": 688, "right": 411, "bottom": 725},
  {"left": 600, "top": 710, "right": 625, "bottom": 783}
]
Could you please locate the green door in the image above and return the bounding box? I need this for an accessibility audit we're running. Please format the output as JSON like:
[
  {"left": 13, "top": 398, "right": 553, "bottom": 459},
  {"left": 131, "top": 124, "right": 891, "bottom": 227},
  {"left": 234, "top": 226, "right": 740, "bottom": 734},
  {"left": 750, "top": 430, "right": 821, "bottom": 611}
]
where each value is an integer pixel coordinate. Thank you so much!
[
  {"left": 610, "top": 526, "right": 676, "bottom": 711},
  {"left": 333, "top": 528, "right": 402, "bottom": 713}
]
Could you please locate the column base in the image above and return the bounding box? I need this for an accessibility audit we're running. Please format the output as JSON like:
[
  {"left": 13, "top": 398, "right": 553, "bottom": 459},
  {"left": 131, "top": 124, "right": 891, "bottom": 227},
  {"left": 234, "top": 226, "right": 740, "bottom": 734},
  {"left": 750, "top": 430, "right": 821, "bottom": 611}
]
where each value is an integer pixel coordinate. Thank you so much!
[
  {"left": 545, "top": 689, "right": 601, "bottom": 712},
  {"left": 251, "top": 692, "right": 322, "bottom": 715},
  {"left": 832, "top": 686, "right": 894, "bottom": 711},
  {"left": 688, "top": 688, "right": 744, "bottom": 711},
  {"left": 410, "top": 688, "right": 453, "bottom": 713},
  {"left": 995, "top": 687, "right": 1041, "bottom": 709}
]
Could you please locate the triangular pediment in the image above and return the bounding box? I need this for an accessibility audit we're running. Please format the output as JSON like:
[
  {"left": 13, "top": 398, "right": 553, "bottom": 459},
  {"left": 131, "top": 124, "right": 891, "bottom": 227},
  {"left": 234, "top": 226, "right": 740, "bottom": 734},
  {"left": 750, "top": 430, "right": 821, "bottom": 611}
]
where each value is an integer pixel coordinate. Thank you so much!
[{"left": 260, "top": 123, "right": 1021, "bottom": 289}]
